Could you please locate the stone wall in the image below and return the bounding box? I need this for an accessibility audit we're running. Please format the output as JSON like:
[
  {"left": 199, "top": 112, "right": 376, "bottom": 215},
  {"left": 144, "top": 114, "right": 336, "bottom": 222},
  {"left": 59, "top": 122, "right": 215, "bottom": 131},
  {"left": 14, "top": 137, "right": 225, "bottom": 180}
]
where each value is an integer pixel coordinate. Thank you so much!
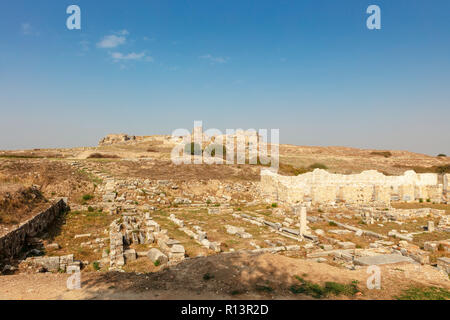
[
  {"left": 0, "top": 199, "right": 68, "bottom": 260},
  {"left": 261, "top": 169, "right": 444, "bottom": 206}
]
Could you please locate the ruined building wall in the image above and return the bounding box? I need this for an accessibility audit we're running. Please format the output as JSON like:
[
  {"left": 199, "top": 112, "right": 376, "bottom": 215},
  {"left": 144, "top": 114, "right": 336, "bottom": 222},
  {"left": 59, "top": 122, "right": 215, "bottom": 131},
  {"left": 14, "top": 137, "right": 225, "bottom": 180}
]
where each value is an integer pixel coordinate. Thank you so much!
[
  {"left": 260, "top": 169, "right": 443, "bottom": 206},
  {"left": 0, "top": 199, "right": 68, "bottom": 260}
]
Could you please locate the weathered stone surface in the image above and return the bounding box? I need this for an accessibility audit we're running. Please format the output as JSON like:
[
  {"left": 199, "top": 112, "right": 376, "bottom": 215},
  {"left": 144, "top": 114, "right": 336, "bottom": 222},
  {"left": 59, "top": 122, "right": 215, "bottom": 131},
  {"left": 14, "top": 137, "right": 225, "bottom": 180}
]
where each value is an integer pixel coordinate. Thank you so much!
[
  {"left": 102, "top": 193, "right": 116, "bottom": 202},
  {"left": 225, "top": 225, "right": 243, "bottom": 235},
  {"left": 99, "top": 133, "right": 136, "bottom": 145},
  {"left": 437, "top": 257, "right": 450, "bottom": 274},
  {"left": 0, "top": 199, "right": 68, "bottom": 260},
  {"left": 74, "top": 234, "right": 91, "bottom": 239},
  {"left": 337, "top": 241, "right": 356, "bottom": 249},
  {"left": 260, "top": 169, "right": 441, "bottom": 205},
  {"left": 147, "top": 248, "right": 168, "bottom": 265},
  {"left": 124, "top": 249, "right": 137, "bottom": 262},
  {"left": 29, "top": 256, "right": 60, "bottom": 272},
  {"left": 170, "top": 244, "right": 185, "bottom": 254},
  {"left": 45, "top": 243, "right": 60, "bottom": 250},
  {"left": 354, "top": 254, "right": 414, "bottom": 266}
]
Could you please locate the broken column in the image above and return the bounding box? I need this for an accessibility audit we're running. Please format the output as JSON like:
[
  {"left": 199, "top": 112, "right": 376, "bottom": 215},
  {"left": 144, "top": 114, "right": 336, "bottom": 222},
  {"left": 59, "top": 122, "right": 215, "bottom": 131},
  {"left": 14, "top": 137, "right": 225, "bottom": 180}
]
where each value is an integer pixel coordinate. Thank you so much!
[
  {"left": 294, "top": 206, "right": 307, "bottom": 239},
  {"left": 427, "top": 221, "right": 435, "bottom": 232}
]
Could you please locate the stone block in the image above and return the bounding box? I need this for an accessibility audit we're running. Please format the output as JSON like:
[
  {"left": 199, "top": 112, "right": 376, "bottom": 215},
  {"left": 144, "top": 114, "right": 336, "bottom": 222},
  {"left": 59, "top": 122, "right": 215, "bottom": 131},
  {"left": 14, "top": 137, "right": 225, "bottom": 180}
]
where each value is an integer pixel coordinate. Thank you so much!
[
  {"left": 337, "top": 241, "right": 356, "bottom": 249},
  {"left": 437, "top": 257, "right": 450, "bottom": 274},
  {"left": 147, "top": 248, "right": 168, "bottom": 265},
  {"left": 354, "top": 254, "right": 414, "bottom": 266},
  {"left": 124, "top": 249, "right": 137, "bottom": 262}
]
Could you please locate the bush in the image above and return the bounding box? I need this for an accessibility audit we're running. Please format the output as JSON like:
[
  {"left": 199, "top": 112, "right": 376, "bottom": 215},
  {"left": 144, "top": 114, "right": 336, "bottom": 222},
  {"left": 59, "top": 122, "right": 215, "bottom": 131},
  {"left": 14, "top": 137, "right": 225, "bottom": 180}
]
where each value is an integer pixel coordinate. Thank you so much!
[
  {"left": 437, "top": 154, "right": 447, "bottom": 157},
  {"left": 204, "top": 143, "right": 226, "bottom": 158},
  {"left": 271, "top": 203, "right": 278, "bottom": 208},
  {"left": 370, "top": 151, "right": 392, "bottom": 158},
  {"left": 82, "top": 194, "right": 93, "bottom": 201},
  {"left": 93, "top": 261, "right": 100, "bottom": 271},
  {"left": 184, "top": 142, "right": 202, "bottom": 156},
  {"left": 87, "top": 153, "right": 120, "bottom": 159},
  {"left": 309, "top": 163, "right": 328, "bottom": 170},
  {"left": 203, "top": 273, "right": 214, "bottom": 281},
  {"left": 436, "top": 165, "right": 450, "bottom": 174}
]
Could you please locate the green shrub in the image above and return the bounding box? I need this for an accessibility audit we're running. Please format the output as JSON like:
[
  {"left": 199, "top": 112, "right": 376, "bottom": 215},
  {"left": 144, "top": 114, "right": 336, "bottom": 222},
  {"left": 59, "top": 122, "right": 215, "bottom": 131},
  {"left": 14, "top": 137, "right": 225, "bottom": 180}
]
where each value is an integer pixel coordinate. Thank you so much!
[
  {"left": 436, "top": 165, "right": 450, "bottom": 174},
  {"left": 203, "top": 273, "right": 214, "bottom": 281},
  {"left": 437, "top": 154, "right": 447, "bottom": 157},
  {"left": 82, "top": 194, "right": 93, "bottom": 201},
  {"left": 154, "top": 260, "right": 161, "bottom": 267},
  {"left": 328, "top": 221, "right": 337, "bottom": 227},
  {"left": 271, "top": 203, "right": 278, "bottom": 208},
  {"left": 204, "top": 143, "right": 226, "bottom": 158},
  {"left": 290, "top": 277, "right": 325, "bottom": 298},
  {"left": 93, "top": 261, "right": 100, "bottom": 271},
  {"left": 88, "top": 206, "right": 94, "bottom": 212},
  {"left": 309, "top": 163, "right": 328, "bottom": 170},
  {"left": 184, "top": 142, "right": 202, "bottom": 156}
]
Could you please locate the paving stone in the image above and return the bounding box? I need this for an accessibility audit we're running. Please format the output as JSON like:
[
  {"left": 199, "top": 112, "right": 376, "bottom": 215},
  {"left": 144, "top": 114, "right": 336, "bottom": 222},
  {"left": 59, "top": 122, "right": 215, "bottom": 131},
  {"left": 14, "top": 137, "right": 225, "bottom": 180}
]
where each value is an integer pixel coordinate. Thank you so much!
[{"left": 354, "top": 254, "right": 414, "bottom": 266}]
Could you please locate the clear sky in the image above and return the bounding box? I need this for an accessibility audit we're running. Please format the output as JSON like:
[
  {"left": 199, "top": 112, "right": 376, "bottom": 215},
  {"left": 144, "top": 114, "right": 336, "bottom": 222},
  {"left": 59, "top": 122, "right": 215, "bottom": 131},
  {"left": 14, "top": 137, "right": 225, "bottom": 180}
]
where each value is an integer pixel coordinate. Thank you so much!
[{"left": 0, "top": 0, "right": 449, "bottom": 155}]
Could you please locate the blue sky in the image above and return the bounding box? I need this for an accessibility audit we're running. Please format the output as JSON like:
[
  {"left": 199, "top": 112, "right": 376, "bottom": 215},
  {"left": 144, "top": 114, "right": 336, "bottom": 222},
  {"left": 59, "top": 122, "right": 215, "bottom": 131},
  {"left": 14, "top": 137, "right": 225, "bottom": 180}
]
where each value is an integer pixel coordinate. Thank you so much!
[{"left": 0, "top": 0, "right": 449, "bottom": 155}]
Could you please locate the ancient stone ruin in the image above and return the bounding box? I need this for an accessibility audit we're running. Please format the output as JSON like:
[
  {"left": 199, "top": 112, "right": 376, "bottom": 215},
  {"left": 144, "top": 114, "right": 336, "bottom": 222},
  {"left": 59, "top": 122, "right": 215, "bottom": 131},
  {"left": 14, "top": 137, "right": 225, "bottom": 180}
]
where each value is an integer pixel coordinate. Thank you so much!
[{"left": 261, "top": 169, "right": 448, "bottom": 206}]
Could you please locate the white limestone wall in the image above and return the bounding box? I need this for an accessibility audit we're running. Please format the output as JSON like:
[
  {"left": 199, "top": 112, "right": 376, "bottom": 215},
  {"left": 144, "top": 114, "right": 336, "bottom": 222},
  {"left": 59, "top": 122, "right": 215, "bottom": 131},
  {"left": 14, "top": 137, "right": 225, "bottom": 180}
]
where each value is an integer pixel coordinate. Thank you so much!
[{"left": 260, "top": 169, "right": 442, "bottom": 205}]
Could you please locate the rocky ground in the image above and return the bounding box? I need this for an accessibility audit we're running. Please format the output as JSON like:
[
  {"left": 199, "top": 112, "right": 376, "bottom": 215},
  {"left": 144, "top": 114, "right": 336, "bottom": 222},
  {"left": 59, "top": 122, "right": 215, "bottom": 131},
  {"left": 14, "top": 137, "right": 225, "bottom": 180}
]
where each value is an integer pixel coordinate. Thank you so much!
[
  {"left": 1, "top": 252, "right": 449, "bottom": 300},
  {"left": 0, "top": 135, "right": 449, "bottom": 300}
]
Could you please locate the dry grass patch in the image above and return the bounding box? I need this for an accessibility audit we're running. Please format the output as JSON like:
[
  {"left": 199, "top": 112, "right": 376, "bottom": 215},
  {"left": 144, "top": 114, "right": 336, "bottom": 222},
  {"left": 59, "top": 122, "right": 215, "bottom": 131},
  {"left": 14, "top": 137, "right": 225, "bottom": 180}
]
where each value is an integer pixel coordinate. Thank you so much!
[
  {"left": 0, "top": 184, "right": 48, "bottom": 226},
  {"left": 43, "top": 210, "right": 116, "bottom": 263}
]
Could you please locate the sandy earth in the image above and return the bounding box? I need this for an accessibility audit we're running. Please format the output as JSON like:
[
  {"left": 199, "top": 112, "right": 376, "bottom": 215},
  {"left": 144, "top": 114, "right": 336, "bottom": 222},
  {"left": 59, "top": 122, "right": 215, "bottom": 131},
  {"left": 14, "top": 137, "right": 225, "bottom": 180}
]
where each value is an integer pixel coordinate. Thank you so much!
[{"left": 1, "top": 253, "right": 448, "bottom": 300}]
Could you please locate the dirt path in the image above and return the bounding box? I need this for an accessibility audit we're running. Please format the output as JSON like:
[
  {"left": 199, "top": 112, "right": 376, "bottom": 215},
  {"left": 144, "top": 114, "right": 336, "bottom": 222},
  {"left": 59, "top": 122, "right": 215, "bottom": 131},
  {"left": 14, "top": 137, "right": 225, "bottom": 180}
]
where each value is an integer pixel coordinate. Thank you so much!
[{"left": 1, "top": 252, "right": 448, "bottom": 300}]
